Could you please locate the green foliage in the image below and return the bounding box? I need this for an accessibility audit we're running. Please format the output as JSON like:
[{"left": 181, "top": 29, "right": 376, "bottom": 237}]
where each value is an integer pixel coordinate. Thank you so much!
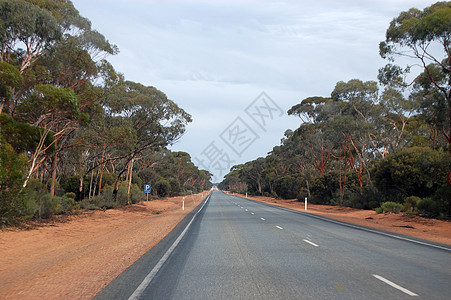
[
  {"left": 0, "top": 134, "right": 28, "bottom": 226},
  {"left": 80, "top": 183, "right": 145, "bottom": 210},
  {"left": 273, "top": 174, "right": 304, "bottom": 199},
  {"left": 0, "top": 113, "right": 55, "bottom": 153},
  {"left": 309, "top": 171, "right": 341, "bottom": 204},
  {"left": 155, "top": 179, "right": 171, "bottom": 197},
  {"left": 64, "top": 192, "right": 76, "bottom": 199},
  {"left": 403, "top": 196, "right": 421, "bottom": 213},
  {"left": 417, "top": 197, "right": 441, "bottom": 218},
  {"left": 373, "top": 147, "right": 449, "bottom": 201},
  {"left": 0, "top": 61, "right": 23, "bottom": 108},
  {"left": 381, "top": 201, "right": 404, "bottom": 213},
  {"left": 168, "top": 177, "right": 182, "bottom": 196}
]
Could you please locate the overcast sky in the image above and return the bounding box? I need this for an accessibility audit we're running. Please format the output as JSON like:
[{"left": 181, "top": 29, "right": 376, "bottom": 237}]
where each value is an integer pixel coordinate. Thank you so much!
[{"left": 72, "top": 0, "right": 437, "bottom": 182}]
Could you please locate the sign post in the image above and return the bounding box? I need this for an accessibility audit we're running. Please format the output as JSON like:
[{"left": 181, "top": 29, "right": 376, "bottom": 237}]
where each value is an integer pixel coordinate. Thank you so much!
[{"left": 144, "top": 184, "right": 151, "bottom": 201}]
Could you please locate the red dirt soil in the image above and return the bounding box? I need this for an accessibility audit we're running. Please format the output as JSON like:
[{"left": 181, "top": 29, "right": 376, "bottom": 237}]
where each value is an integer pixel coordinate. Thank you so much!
[
  {"left": 0, "top": 192, "right": 208, "bottom": 299},
  {"left": 227, "top": 192, "right": 451, "bottom": 246}
]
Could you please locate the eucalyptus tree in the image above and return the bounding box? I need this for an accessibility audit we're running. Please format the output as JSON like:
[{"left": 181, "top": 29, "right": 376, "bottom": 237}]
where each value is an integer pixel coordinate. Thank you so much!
[
  {"left": 0, "top": 0, "right": 61, "bottom": 72},
  {"left": 330, "top": 79, "right": 380, "bottom": 194},
  {"left": 103, "top": 80, "right": 192, "bottom": 196},
  {"left": 288, "top": 97, "right": 336, "bottom": 176},
  {"left": 380, "top": 1, "right": 451, "bottom": 150}
]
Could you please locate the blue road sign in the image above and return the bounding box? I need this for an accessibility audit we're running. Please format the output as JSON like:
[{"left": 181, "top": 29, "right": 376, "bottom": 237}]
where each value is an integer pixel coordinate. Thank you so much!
[{"left": 144, "top": 184, "right": 151, "bottom": 193}]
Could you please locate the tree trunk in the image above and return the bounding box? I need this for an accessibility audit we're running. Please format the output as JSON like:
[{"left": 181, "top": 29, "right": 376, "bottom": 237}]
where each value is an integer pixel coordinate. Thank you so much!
[
  {"left": 78, "top": 176, "right": 83, "bottom": 201},
  {"left": 98, "top": 150, "right": 104, "bottom": 195},
  {"left": 50, "top": 153, "right": 57, "bottom": 196},
  {"left": 127, "top": 159, "right": 134, "bottom": 204},
  {"left": 89, "top": 168, "right": 94, "bottom": 199}
]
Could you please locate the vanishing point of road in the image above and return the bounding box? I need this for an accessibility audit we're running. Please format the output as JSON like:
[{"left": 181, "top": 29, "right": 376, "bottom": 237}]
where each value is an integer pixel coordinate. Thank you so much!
[{"left": 96, "top": 190, "right": 451, "bottom": 299}]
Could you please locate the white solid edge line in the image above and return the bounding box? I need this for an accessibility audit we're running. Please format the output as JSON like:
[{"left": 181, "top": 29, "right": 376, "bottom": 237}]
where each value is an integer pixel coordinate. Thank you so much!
[
  {"left": 276, "top": 226, "right": 283, "bottom": 230},
  {"left": 243, "top": 197, "right": 451, "bottom": 252},
  {"left": 128, "top": 196, "right": 210, "bottom": 300},
  {"left": 373, "top": 274, "right": 418, "bottom": 297},
  {"left": 295, "top": 211, "right": 451, "bottom": 252},
  {"left": 303, "top": 239, "right": 319, "bottom": 247}
]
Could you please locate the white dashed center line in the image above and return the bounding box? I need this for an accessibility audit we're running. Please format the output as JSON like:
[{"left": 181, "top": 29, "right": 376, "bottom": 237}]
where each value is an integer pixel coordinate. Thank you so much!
[
  {"left": 373, "top": 274, "right": 418, "bottom": 297},
  {"left": 276, "top": 226, "right": 283, "bottom": 230},
  {"left": 303, "top": 239, "right": 319, "bottom": 247},
  {"left": 260, "top": 218, "right": 265, "bottom": 221}
]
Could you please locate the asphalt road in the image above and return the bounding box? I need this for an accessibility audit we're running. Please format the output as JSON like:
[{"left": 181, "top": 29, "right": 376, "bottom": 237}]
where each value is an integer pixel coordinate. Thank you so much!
[{"left": 96, "top": 190, "right": 451, "bottom": 299}]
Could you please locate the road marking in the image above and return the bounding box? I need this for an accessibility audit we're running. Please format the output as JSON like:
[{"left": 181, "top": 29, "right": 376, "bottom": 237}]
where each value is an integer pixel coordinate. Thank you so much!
[
  {"left": 373, "top": 274, "right": 418, "bottom": 297},
  {"left": 245, "top": 209, "right": 248, "bottom": 211},
  {"left": 251, "top": 212, "right": 254, "bottom": 215},
  {"left": 303, "top": 239, "right": 319, "bottom": 247},
  {"left": 285, "top": 209, "right": 451, "bottom": 252},
  {"left": 128, "top": 195, "right": 210, "bottom": 300},
  {"left": 260, "top": 218, "right": 265, "bottom": 221},
  {"left": 276, "top": 226, "right": 283, "bottom": 230}
]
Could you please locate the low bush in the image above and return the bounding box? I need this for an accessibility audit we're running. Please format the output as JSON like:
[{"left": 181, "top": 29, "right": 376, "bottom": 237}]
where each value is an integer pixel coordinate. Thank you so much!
[
  {"left": 380, "top": 201, "right": 404, "bottom": 214},
  {"left": 403, "top": 196, "right": 421, "bottom": 213},
  {"left": 416, "top": 197, "right": 440, "bottom": 218}
]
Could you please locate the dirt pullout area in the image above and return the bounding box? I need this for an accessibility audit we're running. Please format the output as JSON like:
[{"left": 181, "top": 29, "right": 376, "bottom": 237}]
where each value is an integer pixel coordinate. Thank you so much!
[
  {"left": 0, "top": 192, "right": 208, "bottom": 299},
  {"left": 228, "top": 193, "right": 451, "bottom": 246}
]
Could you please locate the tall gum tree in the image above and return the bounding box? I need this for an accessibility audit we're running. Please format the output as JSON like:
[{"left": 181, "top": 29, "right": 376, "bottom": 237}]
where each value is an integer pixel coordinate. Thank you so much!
[
  {"left": 380, "top": 1, "right": 451, "bottom": 151},
  {"left": 103, "top": 80, "right": 192, "bottom": 196}
]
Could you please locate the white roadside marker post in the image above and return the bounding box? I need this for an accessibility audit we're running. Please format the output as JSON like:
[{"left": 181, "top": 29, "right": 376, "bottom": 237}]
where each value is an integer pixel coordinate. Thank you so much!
[
  {"left": 305, "top": 197, "right": 308, "bottom": 211},
  {"left": 182, "top": 197, "right": 185, "bottom": 211}
]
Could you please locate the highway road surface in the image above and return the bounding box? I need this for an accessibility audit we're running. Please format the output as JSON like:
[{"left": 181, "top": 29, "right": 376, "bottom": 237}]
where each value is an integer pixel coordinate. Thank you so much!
[{"left": 96, "top": 190, "right": 451, "bottom": 299}]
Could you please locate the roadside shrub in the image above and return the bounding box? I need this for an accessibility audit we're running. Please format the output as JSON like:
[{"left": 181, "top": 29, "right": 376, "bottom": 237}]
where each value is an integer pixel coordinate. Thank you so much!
[
  {"left": 155, "top": 179, "right": 171, "bottom": 197},
  {"left": 373, "top": 147, "right": 449, "bottom": 201},
  {"left": 60, "top": 196, "right": 77, "bottom": 212},
  {"left": 417, "top": 197, "right": 440, "bottom": 218},
  {"left": 403, "top": 196, "right": 421, "bottom": 213},
  {"left": 375, "top": 207, "right": 383, "bottom": 214},
  {"left": 273, "top": 174, "right": 304, "bottom": 199},
  {"left": 433, "top": 185, "right": 451, "bottom": 218},
  {"left": 310, "top": 170, "right": 340, "bottom": 204},
  {"left": 129, "top": 183, "right": 145, "bottom": 204},
  {"left": 168, "top": 177, "right": 182, "bottom": 196},
  {"left": 37, "top": 194, "right": 61, "bottom": 218},
  {"left": 0, "top": 135, "right": 28, "bottom": 225},
  {"left": 65, "top": 192, "right": 76, "bottom": 199},
  {"left": 381, "top": 201, "right": 404, "bottom": 214}
]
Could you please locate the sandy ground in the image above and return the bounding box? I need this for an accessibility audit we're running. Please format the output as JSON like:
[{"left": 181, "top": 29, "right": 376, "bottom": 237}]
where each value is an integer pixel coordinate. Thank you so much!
[
  {"left": 227, "top": 192, "right": 451, "bottom": 246},
  {"left": 0, "top": 192, "right": 208, "bottom": 299}
]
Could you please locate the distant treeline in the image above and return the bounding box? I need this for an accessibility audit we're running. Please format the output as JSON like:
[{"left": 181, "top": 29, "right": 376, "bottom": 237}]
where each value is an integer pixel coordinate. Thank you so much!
[
  {"left": 220, "top": 2, "right": 451, "bottom": 219},
  {"left": 0, "top": 0, "right": 211, "bottom": 226}
]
